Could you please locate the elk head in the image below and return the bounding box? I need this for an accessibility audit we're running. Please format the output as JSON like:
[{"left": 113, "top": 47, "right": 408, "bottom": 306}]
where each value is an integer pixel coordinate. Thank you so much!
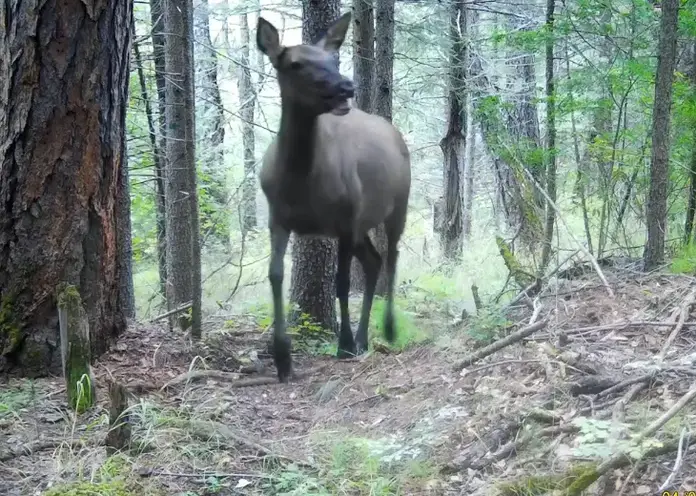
[{"left": 256, "top": 12, "right": 355, "bottom": 116}]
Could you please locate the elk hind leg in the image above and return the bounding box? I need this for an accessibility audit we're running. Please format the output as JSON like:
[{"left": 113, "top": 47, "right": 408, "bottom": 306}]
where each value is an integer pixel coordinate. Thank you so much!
[
  {"left": 383, "top": 210, "right": 406, "bottom": 343},
  {"left": 269, "top": 224, "right": 291, "bottom": 382}
]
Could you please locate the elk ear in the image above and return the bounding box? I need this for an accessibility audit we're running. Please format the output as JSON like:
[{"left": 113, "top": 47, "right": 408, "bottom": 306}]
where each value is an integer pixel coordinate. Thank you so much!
[
  {"left": 256, "top": 17, "right": 282, "bottom": 62},
  {"left": 314, "top": 12, "right": 351, "bottom": 53}
]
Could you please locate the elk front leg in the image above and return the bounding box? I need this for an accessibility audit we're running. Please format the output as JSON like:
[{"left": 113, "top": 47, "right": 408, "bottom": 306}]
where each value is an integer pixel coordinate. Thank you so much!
[
  {"left": 336, "top": 237, "right": 356, "bottom": 358},
  {"left": 354, "top": 235, "right": 381, "bottom": 354},
  {"left": 269, "top": 224, "right": 291, "bottom": 382}
]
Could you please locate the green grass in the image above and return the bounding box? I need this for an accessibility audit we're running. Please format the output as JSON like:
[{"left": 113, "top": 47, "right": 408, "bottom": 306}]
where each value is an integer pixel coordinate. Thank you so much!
[
  {"left": 263, "top": 434, "right": 435, "bottom": 495},
  {"left": 670, "top": 242, "right": 696, "bottom": 274},
  {"left": 369, "top": 297, "right": 429, "bottom": 351}
]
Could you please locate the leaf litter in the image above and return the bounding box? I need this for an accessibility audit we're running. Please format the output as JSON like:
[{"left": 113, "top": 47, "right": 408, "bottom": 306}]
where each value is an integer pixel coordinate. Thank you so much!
[{"left": 1, "top": 263, "right": 696, "bottom": 494}]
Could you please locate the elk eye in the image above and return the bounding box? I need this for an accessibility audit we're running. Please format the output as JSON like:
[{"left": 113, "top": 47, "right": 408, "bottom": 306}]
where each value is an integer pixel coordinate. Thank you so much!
[{"left": 289, "top": 61, "right": 302, "bottom": 71}]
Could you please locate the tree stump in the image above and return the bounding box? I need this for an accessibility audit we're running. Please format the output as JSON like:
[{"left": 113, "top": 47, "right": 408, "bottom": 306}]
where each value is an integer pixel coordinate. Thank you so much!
[
  {"left": 57, "top": 284, "right": 95, "bottom": 413},
  {"left": 105, "top": 381, "right": 131, "bottom": 455}
]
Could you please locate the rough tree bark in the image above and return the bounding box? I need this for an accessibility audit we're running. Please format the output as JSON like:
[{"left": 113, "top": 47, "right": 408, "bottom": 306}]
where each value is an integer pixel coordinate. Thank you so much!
[
  {"left": 349, "top": 0, "right": 377, "bottom": 292},
  {"left": 239, "top": 12, "right": 258, "bottom": 234},
  {"left": 149, "top": 0, "right": 170, "bottom": 313},
  {"left": 462, "top": 8, "right": 478, "bottom": 241},
  {"left": 0, "top": 0, "right": 132, "bottom": 376},
  {"left": 504, "top": 13, "right": 543, "bottom": 211},
  {"left": 539, "top": 0, "right": 556, "bottom": 273},
  {"left": 289, "top": 0, "right": 341, "bottom": 332},
  {"left": 194, "top": 0, "right": 229, "bottom": 250},
  {"left": 368, "top": 0, "right": 395, "bottom": 293},
  {"left": 644, "top": 0, "right": 679, "bottom": 270},
  {"left": 439, "top": 0, "right": 467, "bottom": 261},
  {"left": 163, "top": 0, "right": 202, "bottom": 337}
]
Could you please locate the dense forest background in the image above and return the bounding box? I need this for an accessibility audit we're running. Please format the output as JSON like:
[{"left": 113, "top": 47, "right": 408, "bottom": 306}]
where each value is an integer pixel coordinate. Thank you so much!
[{"left": 3, "top": 0, "right": 696, "bottom": 493}]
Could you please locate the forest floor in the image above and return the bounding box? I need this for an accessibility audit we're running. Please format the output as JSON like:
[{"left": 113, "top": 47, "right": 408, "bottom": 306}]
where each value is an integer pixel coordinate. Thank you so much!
[{"left": 2, "top": 260, "right": 696, "bottom": 495}]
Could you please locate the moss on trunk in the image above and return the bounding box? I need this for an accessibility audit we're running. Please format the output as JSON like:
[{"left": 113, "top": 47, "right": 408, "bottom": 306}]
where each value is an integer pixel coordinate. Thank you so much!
[{"left": 58, "top": 285, "right": 96, "bottom": 413}]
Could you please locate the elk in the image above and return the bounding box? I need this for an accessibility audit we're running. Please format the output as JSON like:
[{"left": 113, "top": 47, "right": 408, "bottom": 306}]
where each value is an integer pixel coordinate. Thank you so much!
[{"left": 256, "top": 12, "right": 411, "bottom": 383}]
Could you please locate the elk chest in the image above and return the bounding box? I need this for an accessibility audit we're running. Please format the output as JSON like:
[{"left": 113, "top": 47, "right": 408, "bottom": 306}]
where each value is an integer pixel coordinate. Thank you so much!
[{"left": 264, "top": 171, "right": 354, "bottom": 237}]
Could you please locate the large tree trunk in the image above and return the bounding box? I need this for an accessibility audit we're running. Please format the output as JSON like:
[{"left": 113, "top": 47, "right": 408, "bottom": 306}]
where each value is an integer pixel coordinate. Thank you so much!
[
  {"left": 0, "top": 0, "right": 132, "bottom": 376},
  {"left": 194, "top": 0, "right": 229, "bottom": 250},
  {"left": 289, "top": 0, "right": 341, "bottom": 333},
  {"left": 462, "top": 8, "right": 478, "bottom": 241},
  {"left": 149, "top": 0, "right": 170, "bottom": 316},
  {"left": 163, "top": 0, "right": 202, "bottom": 337},
  {"left": 239, "top": 12, "right": 258, "bottom": 235},
  {"left": 539, "top": 0, "right": 556, "bottom": 273},
  {"left": 643, "top": 0, "right": 679, "bottom": 270},
  {"left": 439, "top": 0, "right": 467, "bottom": 261},
  {"left": 368, "top": 0, "right": 395, "bottom": 293},
  {"left": 349, "top": 0, "right": 376, "bottom": 293}
]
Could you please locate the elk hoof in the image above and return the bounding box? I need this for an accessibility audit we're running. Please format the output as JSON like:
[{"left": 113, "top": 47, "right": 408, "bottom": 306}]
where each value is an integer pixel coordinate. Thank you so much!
[
  {"left": 355, "top": 340, "right": 369, "bottom": 356},
  {"left": 274, "top": 335, "right": 293, "bottom": 383},
  {"left": 336, "top": 345, "right": 356, "bottom": 359}
]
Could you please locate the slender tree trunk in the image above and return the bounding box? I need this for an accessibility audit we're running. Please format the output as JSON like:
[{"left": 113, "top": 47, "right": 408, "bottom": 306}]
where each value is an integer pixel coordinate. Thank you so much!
[
  {"left": 163, "top": 0, "right": 202, "bottom": 337},
  {"left": 539, "top": 0, "right": 556, "bottom": 273},
  {"left": 149, "top": 0, "right": 170, "bottom": 317},
  {"left": 644, "top": 0, "right": 679, "bottom": 270},
  {"left": 463, "top": 96, "right": 475, "bottom": 240},
  {"left": 290, "top": 0, "right": 341, "bottom": 333},
  {"left": 685, "top": 43, "right": 696, "bottom": 244},
  {"left": 350, "top": 0, "right": 376, "bottom": 292},
  {"left": 239, "top": 13, "right": 258, "bottom": 234},
  {"left": 369, "top": 0, "right": 395, "bottom": 293},
  {"left": 0, "top": 0, "right": 132, "bottom": 376},
  {"left": 194, "top": 0, "right": 229, "bottom": 250},
  {"left": 132, "top": 23, "right": 168, "bottom": 310},
  {"left": 439, "top": 0, "right": 467, "bottom": 261}
]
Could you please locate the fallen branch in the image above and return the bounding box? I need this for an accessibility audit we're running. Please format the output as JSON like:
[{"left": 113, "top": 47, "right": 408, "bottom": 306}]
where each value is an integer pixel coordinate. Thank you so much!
[
  {"left": 149, "top": 302, "right": 192, "bottom": 323},
  {"left": 0, "top": 438, "right": 94, "bottom": 462},
  {"left": 595, "top": 373, "right": 656, "bottom": 399},
  {"left": 137, "top": 467, "right": 270, "bottom": 479},
  {"left": 519, "top": 165, "right": 614, "bottom": 298},
  {"left": 454, "top": 319, "right": 549, "bottom": 371},
  {"left": 163, "top": 418, "right": 313, "bottom": 468},
  {"left": 160, "top": 370, "right": 277, "bottom": 390},
  {"left": 659, "top": 288, "right": 696, "bottom": 361}
]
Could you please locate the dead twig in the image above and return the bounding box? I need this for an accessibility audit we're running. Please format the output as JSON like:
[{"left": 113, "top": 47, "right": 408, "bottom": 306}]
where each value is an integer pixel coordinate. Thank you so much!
[
  {"left": 453, "top": 319, "right": 549, "bottom": 371},
  {"left": 595, "top": 373, "right": 655, "bottom": 399},
  {"left": 658, "top": 427, "right": 690, "bottom": 492},
  {"left": 148, "top": 302, "right": 192, "bottom": 323},
  {"left": 0, "top": 438, "right": 95, "bottom": 462},
  {"left": 561, "top": 380, "right": 696, "bottom": 495},
  {"left": 659, "top": 288, "right": 696, "bottom": 361}
]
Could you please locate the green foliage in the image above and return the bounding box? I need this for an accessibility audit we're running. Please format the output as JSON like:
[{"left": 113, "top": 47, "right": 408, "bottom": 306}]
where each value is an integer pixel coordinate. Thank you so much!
[
  {"left": 670, "top": 243, "right": 696, "bottom": 274},
  {"left": 43, "top": 453, "right": 161, "bottom": 496},
  {"left": 264, "top": 436, "right": 434, "bottom": 495},
  {"left": 466, "top": 307, "right": 512, "bottom": 344}
]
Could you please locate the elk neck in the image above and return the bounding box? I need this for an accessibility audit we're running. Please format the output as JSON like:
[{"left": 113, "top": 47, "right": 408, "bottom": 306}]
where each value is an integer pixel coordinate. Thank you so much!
[{"left": 277, "top": 97, "right": 319, "bottom": 177}]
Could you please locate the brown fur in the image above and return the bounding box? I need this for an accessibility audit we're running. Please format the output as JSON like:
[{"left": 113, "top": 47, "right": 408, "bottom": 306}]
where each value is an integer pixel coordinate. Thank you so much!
[{"left": 257, "top": 12, "right": 411, "bottom": 383}]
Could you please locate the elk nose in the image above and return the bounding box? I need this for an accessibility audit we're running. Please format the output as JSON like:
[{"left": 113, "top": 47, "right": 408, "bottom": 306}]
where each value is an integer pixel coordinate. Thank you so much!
[{"left": 338, "top": 79, "right": 354, "bottom": 99}]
